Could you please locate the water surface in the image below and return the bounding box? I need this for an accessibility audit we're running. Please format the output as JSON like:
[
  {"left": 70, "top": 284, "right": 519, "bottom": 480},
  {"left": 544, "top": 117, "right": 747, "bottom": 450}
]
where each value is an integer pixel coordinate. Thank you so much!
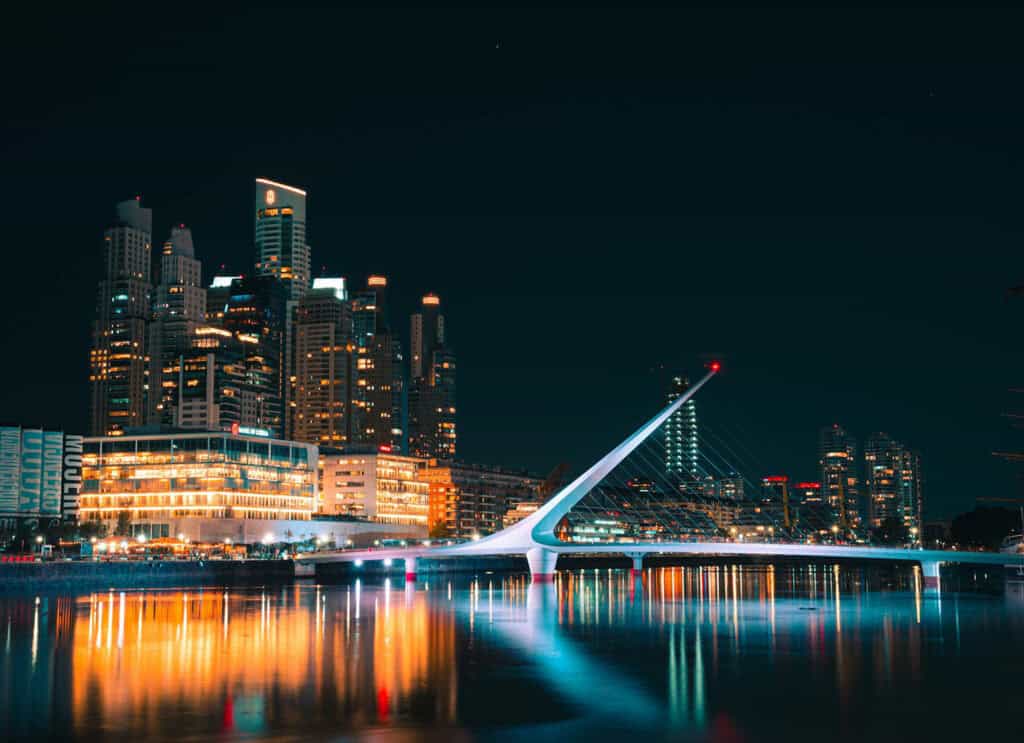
[{"left": 3, "top": 565, "right": 1023, "bottom": 741}]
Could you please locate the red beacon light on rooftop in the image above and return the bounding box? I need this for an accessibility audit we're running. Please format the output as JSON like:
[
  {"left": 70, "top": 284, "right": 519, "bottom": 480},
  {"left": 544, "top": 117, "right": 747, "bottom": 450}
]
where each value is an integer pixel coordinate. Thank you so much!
[{"left": 708, "top": 361, "right": 722, "bottom": 373}]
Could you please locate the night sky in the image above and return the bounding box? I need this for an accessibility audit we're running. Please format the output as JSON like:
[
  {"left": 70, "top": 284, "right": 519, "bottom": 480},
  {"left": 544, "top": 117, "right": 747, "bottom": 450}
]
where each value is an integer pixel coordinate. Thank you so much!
[{"left": 3, "top": 8, "right": 1022, "bottom": 519}]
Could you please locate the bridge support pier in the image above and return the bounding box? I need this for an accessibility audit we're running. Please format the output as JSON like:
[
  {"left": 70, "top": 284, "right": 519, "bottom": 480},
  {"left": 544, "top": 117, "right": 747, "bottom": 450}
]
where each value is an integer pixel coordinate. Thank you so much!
[
  {"left": 405, "top": 556, "right": 418, "bottom": 582},
  {"left": 921, "top": 560, "right": 942, "bottom": 594},
  {"left": 625, "top": 552, "right": 644, "bottom": 577},
  {"left": 527, "top": 547, "right": 558, "bottom": 583}
]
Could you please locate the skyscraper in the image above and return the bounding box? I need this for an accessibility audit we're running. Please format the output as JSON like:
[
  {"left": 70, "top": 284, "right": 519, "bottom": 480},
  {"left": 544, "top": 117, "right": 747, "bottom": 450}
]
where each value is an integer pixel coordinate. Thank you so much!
[
  {"left": 148, "top": 225, "right": 206, "bottom": 425},
  {"left": 819, "top": 423, "right": 861, "bottom": 532},
  {"left": 89, "top": 198, "right": 153, "bottom": 436},
  {"left": 253, "top": 178, "right": 310, "bottom": 301},
  {"left": 408, "top": 294, "right": 456, "bottom": 459},
  {"left": 286, "top": 279, "right": 355, "bottom": 445},
  {"left": 220, "top": 274, "right": 288, "bottom": 436},
  {"left": 864, "top": 432, "right": 923, "bottom": 540},
  {"left": 664, "top": 376, "right": 699, "bottom": 483},
  {"left": 352, "top": 275, "right": 402, "bottom": 449}
]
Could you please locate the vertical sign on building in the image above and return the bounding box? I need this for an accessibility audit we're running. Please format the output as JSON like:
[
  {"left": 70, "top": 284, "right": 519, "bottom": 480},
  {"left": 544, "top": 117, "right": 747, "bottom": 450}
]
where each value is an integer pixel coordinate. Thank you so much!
[
  {"left": 19, "top": 429, "right": 43, "bottom": 515},
  {"left": 0, "top": 427, "right": 20, "bottom": 516},
  {"left": 62, "top": 435, "right": 84, "bottom": 520},
  {"left": 41, "top": 431, "right": 63, "bottom": 516}
]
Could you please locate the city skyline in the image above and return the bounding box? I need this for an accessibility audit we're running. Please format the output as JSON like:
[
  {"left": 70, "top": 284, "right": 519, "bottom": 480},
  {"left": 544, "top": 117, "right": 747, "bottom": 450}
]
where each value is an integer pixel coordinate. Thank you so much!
[{"left": 2, "top": 8, "right": 1022, "bottom": 520}]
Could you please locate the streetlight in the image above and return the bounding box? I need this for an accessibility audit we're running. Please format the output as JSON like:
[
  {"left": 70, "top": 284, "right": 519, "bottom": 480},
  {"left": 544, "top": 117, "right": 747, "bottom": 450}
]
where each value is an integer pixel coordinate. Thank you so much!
[
  {"left": 137, "top": 534, "right": 147, "bottom": 544},
  {"left": 35, "top": 535, "right": 44, "bottom": 545}
]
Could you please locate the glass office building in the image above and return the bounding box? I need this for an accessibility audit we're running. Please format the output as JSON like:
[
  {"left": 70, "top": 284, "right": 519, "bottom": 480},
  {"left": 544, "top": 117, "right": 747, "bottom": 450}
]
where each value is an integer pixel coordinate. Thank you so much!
[{"left": 79, "top": 432, "right": 318, "bottom": 526}]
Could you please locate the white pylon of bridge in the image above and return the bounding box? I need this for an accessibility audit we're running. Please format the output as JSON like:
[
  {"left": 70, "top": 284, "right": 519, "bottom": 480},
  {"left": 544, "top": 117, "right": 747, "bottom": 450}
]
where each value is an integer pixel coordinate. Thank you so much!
[{"left": 432, "top": 365, "right": 720, "bottom": 575}]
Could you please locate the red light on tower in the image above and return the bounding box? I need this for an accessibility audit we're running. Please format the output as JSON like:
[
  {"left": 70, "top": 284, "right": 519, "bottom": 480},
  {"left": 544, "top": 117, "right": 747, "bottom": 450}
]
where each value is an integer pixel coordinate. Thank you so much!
[{"left": 709, "top": 361, "right": 721, "bottom": 373}]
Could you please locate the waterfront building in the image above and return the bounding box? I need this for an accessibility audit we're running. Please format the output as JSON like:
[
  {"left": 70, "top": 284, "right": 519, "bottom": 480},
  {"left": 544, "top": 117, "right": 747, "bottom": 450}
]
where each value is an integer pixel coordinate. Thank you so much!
[
  {"left": 89, "top": 198, "right": 152, "bottom": 436},
  {"left": 253, "top": 178, "right": 310, "bottom": 301},
  {"left": 422, "top": 461, "right": 541, "bottom": 540},
  {"left": 408, "top": 295, "right": 456, "bottom": 459},
  {"left": 79, "top": 431, "right": 318, "bottom": 533},
  {"left": 864, "top": 432, "right": 923, "bottom": 539},
  {"left": 664, "top": 375, "right": 699, "bottom": 483},
  {"left": 0, "top": 427, "right": 84, "bottom": 524},
  {"left": 286, "top": 280, "right": 355, "bottom": 445},
  {"left": 819, "top": 423, "right": 861, "bottom": 532},
  {"left": 318, "top": 448, "right": 429, "bottom": 529},
  {"left": 148, "top": 225, "right": 206, "bottom": 425}
]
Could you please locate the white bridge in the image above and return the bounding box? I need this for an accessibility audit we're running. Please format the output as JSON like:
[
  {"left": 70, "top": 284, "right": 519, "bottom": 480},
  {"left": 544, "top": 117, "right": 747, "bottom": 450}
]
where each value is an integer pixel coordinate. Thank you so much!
[{"left": 301, "top": 364, "right": 1016, "bottom": 593}]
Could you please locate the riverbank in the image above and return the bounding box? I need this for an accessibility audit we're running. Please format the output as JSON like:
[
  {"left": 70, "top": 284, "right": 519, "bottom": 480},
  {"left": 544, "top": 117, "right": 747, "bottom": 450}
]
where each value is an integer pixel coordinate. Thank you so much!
[{"left": 0, "top": 559, "right": 294, "bottom": 594}]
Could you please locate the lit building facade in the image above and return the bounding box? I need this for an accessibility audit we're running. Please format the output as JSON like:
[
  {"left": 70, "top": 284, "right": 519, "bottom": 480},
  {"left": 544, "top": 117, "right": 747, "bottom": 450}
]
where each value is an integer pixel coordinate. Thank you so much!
[
  {"left": 408, "top": 295, "right": 456, "bottom": 459},
  {"left": 664, "top": 376, "right": 699, "bottom": 483},
  {"left": 286, "top": 281, "right": 355, "bottom": 445},
  {"left": 423, "top": 461, "right": 540, "bottom": 540},
  {"left": 318, "top": 449, "right": 429, "bottom": 528},
  {"left": 79, "top": 432, "right": 318, "bottom": 531},
  {"left": 89, "top": 198, "right": 152, "bottom": 436},
  {"left": 253, "top": 178, "right": 310, "bottom": 301},
  {"left": 819, "top": 423, "right": 861, "bottom": 532}
]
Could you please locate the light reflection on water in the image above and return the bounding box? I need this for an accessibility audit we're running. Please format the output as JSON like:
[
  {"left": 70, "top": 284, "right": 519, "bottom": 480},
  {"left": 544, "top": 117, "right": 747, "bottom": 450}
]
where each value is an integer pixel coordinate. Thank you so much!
[{"left": 2, "top": 566, "right": 1024, "bottom": 741}]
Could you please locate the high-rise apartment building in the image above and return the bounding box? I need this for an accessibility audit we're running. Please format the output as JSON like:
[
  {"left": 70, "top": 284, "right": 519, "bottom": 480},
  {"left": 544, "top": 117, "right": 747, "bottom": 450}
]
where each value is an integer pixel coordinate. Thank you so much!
[
  {"left": 148, "top": 225, "right": 206, "bottom": 425},
  {"left": 408, "top": 295, "right": 456, "bottom": 459},
  {"left": 286, "top": 280, "right": 355, "bottom": 445},
  {"left": 819, "top": 423, "right": 861, "bottom": 531},
  {"left": 423, "top": 461, "right": 541, "bottom": 539},
  {"left": 759, "top": 475, "right": 791, "bottom": 528},
  {"left": 864, "top": 432, "right": 923, "bottom": 539},
  {"left": 253, "top": 178, "right": 310, "bottom": 301},
  {"left": 664, "top": 376, "right": 699, "bottom": 483},
  {"left": 89, "top": 198, "right": 153, "bottom": 436}
]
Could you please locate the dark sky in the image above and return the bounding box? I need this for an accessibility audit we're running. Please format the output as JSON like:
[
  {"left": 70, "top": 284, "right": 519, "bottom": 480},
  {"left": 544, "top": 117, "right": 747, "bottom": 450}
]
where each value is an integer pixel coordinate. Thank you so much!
[{"left": 2, "top": 8, "right": 1022, "bottom": 519}]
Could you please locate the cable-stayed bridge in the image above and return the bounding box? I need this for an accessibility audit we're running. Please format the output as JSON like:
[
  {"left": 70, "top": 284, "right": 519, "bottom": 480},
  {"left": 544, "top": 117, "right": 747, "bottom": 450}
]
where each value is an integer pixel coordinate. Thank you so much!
[{"left": 300, "top": 363, "right": 1017, "bottom": 594}]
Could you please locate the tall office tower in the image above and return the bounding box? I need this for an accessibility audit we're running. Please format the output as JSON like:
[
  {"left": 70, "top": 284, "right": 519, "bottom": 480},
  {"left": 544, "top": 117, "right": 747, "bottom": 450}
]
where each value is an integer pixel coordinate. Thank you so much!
[
  {"left": 221, "top": 275, "right": 288, "bottom": 436},
  {"left": 89, "top": 198, "right": 153, "bottom": 436},
  {"left": 352, "top": 276, "right": 401, "bottom": 449},
  {"left": 864, "top": 432, "right": 924, "bottom": 539},
  {"left": 408, "top": 294, "right": 456, "bottom": 459},
  {"left": 173, "top": 326, "right": 248, "bottom": 430},
  {"left": 664, "top": 376, "right": 699, "bottom": 484},
  {"left": 819, "top": 423, "right": 861, "bottom": 531},
  {"left": 286, "top": 279, "right": 355, "bottom": 445},
  {"left": 253, "top": 178, "right": 310, "bottom": 301},
  {"left": 148, "top": 225, "right": 206, "bottom": 425}
]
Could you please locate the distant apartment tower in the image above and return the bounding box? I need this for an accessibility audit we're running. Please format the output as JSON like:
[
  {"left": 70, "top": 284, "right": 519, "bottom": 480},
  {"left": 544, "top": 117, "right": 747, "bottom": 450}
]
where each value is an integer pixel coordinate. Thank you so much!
[
  {"left": 148, "top": 225, "right": 206, "bottom": 425},
  {"left": 819, "top": 423, "right": 861, "bottom": 531},
  {"left": 89, "top": 198, "right": 153, "bottom": 436},
  {"left": 759, "top": 475, "right": 791, "bottom": 528},
  {"left": 664, "top": 376, "right": 699, "bottom": 483},
  {"left": 253, "top": 178, "right": 310, "bottom": 301},
  {"left": 408, "top": 295, "right": 456, "bottom": 459},
  {"left": 286, "top": 279, "right": 355, "bottom": 445},
  {"left": 352, "top": 276, "right": 403, "bottom": 449},
  {"left": 864, "top": 432, "right": 923, "bottom": 537}
]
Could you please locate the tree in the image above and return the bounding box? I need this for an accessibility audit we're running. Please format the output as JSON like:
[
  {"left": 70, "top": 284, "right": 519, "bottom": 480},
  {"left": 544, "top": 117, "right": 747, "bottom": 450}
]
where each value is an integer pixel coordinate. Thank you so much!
[
  {"left": 870, "top": 515, "right": 908, "bottom": 546},
  {"left": 950, "top": 506, "right": 1019, "bottom": 550},
  {"left": 114, "top": 510, "right": 131, "bottom": 537},
  {"left": 429, "top": 520, "right": 449, "bottom": 539}
]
